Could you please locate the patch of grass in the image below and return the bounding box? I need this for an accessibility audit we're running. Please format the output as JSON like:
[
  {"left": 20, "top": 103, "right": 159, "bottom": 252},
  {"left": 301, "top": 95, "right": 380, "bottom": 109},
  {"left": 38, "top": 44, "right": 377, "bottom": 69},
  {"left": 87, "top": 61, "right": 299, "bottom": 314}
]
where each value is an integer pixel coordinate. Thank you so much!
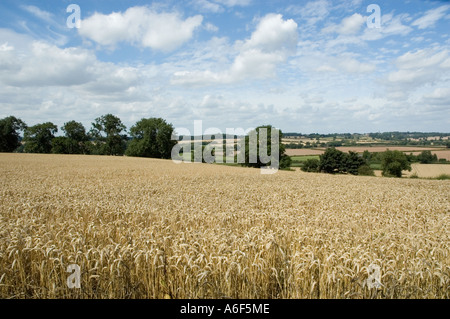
[
  {"left": 370, "top": 163, "right": 382, "bottom": 170},
  {"left": 290, "top": 155, "right": 321, "bottom": 162}
]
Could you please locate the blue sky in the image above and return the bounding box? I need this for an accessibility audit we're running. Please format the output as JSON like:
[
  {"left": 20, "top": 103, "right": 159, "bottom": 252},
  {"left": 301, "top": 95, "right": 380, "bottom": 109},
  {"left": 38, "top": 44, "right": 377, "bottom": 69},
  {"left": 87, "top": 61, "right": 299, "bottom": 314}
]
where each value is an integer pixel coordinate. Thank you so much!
[{"left": 0, "top": 0, "right": 449, "bottom": 134}]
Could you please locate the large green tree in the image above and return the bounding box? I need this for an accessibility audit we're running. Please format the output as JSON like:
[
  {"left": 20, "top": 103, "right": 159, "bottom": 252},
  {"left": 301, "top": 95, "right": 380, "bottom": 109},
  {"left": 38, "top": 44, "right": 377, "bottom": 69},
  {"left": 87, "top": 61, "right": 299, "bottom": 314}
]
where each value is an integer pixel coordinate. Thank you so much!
[
  {"left": 23, "top": 122, "right": 58, "bottom": 154},
  {"left": 381, "top": 150, "right": 411, "bottom": 177},
  {"left": 125, "top": 118, "right": 177, "bottom": 159},
  {"left": 417, "top": 150, "right": 437, "bottom": 164},
  {"left": 301, "top": 158, "right": 320, "bottom": 173},
  {"left": 345, "top": 151, "right": 366, "bottom": 175},
  {"left": 319, "top": 148, "right": 346, "bottom": 174},
  {"left": 0, "top": 116, "right": 27, "bottom": 152},
  {"left": 319, "top": 148, "right": 365, "bottom": 175},
  {"left": 241, "top": 125, "right": 291, "bottom": 170},
  {"left": 90, "top": 114, "right": 127, "bottom": 156},
  {"left": 52, "top": 121, "right": 89, "bottom": 154}
]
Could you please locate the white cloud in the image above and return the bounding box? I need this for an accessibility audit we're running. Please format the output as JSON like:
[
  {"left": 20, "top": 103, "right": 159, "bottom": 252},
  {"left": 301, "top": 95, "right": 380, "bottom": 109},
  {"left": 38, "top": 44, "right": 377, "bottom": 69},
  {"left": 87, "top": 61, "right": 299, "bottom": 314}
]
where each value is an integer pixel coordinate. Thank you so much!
[
  {"left": 424, "top": 87, "right": 450, "bottom": 100},
  {"left": 0, "top": 30, "right": 141, "bottom": 92},
  {"left": 0, "top": 42, "right": 96, "bottom": 86},
  {"left": 79, "top": 6, "right": 203, "bottom": 52},
  {"left": 204, "top": 22, "right": 219, "bottom": 32},
  {"left": 395, "top": 49, "right": 448, "bottom": 70},
  {"left": 412, "top": 5, "right": 450, "bottom": 29},
  {"left": 338, "top": 13, "right": 365, "bottom": 34},
  {"left": 296, "top": 0, "right": 330, "bottom": 25},
  {"left": 0, "top": 42, "right": 13, "bottom": 52},
  {"left": 172, "top": 13, "right": 298, "bottom": 86},
  {"left": 383, "top": 48, "right": 450, "bottom": 101},
  {"left": 191, "top": 0, "right": 251, "bottom": 13},
  {"left": 193, "top": 0, "right": 224, "bottom": 13},
  {"left": 214, "top": 0, "right": 252, "bottom": 7},
  {"left": 339, "top": 58, "right": 376, "bottom": 73},
  {"left": 21, "top": 5, "right": 54, "bottom": 24},
  {"left": 323, "top": 13, "right": 365, "bottom": 35},
  {"left": 243, "top": 14, "right": 298, "bottom": 53},
  {"left": 362, "top": 13, "right": 413, "bottom": 41},
  {"left": 229, "top": 49, "right": 284, "bottom": 79}
]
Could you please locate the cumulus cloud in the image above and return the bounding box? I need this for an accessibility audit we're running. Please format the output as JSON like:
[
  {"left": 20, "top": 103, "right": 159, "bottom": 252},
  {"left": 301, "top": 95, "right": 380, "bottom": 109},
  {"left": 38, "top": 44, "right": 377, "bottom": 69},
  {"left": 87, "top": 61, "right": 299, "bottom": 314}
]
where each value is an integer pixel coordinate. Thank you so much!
[
  {"left": 79, "top": 6, "right": 203, "bottom": 52},
  {"left": 172, "top": 13, "right": 298, "bottom": 86},
  {"left": 242, "top": 14, "right": 298, "bottom": 53},
  {"left": 0, "top": 42, "right": 96, "bottom": 87},
  {"left": 0, "top": 31, "right": 140, "bottom": 91},
  {"left": 381, "top": 48, "right": 450, "bottom": 102}
]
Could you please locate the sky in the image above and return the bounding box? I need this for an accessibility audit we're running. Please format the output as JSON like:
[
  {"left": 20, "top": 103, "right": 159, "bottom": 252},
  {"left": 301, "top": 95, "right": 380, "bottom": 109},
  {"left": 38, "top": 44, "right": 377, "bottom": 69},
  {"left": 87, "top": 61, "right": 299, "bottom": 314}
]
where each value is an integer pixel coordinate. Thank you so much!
[{"left": 0, "top": 0, "right": 449, "bottom": 134}]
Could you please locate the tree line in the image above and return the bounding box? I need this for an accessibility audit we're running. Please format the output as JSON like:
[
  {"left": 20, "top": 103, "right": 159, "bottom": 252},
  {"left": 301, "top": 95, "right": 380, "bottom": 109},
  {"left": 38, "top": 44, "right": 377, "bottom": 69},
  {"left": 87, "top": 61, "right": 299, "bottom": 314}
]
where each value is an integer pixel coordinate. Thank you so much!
[
  {"left": 0, "top": 116, "right": 292, "bottom": 169},
  {"left": 301, "top": 148, "right": 445, "bottom": 178},
  {"left": 0, "top": 115, "right": 176, "bottom": 159}
]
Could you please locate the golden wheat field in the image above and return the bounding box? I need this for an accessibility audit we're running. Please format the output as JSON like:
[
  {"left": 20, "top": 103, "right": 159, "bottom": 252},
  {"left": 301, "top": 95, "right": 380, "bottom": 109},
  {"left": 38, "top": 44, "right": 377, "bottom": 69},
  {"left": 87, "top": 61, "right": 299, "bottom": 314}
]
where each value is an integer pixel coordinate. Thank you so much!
[
  {"left": 404, "top": 164, "right": 450, "bottom": 178},
  {"left": 0, "top": 153, "right": 449, "bottom": 299}
]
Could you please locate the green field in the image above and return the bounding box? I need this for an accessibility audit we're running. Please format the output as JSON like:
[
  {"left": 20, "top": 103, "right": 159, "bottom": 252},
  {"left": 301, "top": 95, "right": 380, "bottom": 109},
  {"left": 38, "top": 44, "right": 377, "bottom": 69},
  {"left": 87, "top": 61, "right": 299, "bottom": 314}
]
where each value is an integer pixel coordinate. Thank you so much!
[{"left": 290, "top": 155, "right": 320, "bottom": 167}]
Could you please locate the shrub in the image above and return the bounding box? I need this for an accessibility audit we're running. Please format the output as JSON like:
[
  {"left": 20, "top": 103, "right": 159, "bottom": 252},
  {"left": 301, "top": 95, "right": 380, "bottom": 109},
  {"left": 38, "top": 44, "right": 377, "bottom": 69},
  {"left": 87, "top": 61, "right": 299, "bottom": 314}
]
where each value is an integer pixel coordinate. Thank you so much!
[
  {"left": 301, "top": 159, "right": 320, "bottom": 173},
  {"left": 357, "top": 165, "right": 375, "bottom": 176}
]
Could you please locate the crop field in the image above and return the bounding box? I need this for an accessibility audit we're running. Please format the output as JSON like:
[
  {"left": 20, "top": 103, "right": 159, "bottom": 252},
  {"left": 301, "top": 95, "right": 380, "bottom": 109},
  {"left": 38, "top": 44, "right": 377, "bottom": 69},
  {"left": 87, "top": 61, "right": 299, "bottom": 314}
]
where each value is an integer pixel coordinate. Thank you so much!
[
  {"left": 285, "top": 146, "right": 446, "bottom": 157},
  {"left": 284, "top": 149, "right": 325, "bottom": 156},
  {"left": 334, "top": 146, "right": 441, "bottom": 153},
  {"left": 405, "top": 164, "right": 450, "bottom": 179},
  {"left": 0, "top": 154, "right": 449, "bottom": 299},
  {"left": 410, "top": 150, "right": 450, "bottom": 161}
]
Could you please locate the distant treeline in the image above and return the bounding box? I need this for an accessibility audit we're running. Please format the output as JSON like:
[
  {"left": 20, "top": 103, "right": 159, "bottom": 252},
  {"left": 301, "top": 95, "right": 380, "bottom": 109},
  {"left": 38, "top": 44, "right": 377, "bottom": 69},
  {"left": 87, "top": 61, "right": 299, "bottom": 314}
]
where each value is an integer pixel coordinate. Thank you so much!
[
  {"left": 284, "top": 131, "right": 450, "bottom": 148},
  {"left": 301, "top": 148, "right": 448, "bottom": 178},
  {"left": 284, "top": 132, "right": 450, "bottom": 139}
]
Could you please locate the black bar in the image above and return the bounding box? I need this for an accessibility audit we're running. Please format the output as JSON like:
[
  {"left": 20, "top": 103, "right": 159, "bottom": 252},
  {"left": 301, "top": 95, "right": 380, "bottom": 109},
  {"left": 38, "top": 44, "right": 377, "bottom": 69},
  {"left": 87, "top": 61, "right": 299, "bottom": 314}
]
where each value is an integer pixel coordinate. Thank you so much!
[{"left": 0, "top": 299, "right": 446, "bottom": 318}]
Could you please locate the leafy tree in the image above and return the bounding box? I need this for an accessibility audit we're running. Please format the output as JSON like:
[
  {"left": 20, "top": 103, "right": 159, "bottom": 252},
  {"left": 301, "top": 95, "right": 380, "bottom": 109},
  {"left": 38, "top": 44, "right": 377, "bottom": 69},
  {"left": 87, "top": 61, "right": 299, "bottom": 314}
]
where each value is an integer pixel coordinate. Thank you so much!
[
  {"left": 417, "top": 150, "right": 437, "bottom": 164},
  {"left": 23, "top": 122, "right": 58, "bottom": 153},
  {"left": 52, "top": 121, "right": 89, "bottom": 154},
  {"left": 51, "top": 137, "right": 72, "bottom": 154},
  {"left": 319, "top": 148, "right": 346, "bottom": 174},
  {"left": 318, "top": 148, "right": 366, "bottom": 175},
  {"left": 327, "top": 141, "right": 343, "bottom": 147},
  {"left": 362, "top": 150, "right": 371, "bottom": 163},
  {"left": 64, "top": 121, "right": 88, "bottom": 142},
  {"left": 280, "top": 153, "right": 292, "bottom": 170},
  {"left": 301, "top": 158, "right": 320, "bottom": 173},
  {"left": 125, "top": 118, "right": 177, "bottom": 159},
  {"left": 241, "top": 125, "right": 290, "bottom": 170},
  {"left": 345, "top": 151, "right": 366, "bottom": 175},
  {"left": 381, "top": 150, "right": 411, "bottom": 177},
  {"left": 90, "top": 114, "right": 127, "bottom": 156},
  {"left": 406, "top": 152, "right": 418, "bottom": 163},
  {"left": 0, "top": 116, "right": 27, "bottom": 152}
]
